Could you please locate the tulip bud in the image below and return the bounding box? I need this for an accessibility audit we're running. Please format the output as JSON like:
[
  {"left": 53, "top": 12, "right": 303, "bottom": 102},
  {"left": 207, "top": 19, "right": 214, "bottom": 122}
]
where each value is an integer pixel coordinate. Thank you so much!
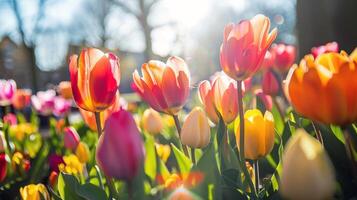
[
  {"left": 262, "top": 71, "right": 279, "bottom": 96},
  {"left": 63, "top": 127, "right": 80, "bottom": 150},
  {"left": 254, "top": 89, "right": 273, "bottom": 111},
  {"left": 311, "top": 41, "right": 338, "bottom": 58},
  {"left": 155, "top": 143, "right": 171, "bottom": 163},
  {"left": 20, "top": 184, "right": 50, "bottom": 200},
  {"left": 0, "top": 131, "right": 6, "bottom": 153},
  {"left": 280, "top": 129, "right": 335, "bottom": 200},
  {"left": 0, "top": 153, "right": 7, "bottom": 182},
  {"left": 48, "top": 171, "right": 58, "bottom": 188},
  {"left": 96, "top": 109, "right": 144, "bottom": 181},
  {"left": 142, "top": 109, "right": 163, "bottom": 135},
  {"left": 12, "top": 89, "right": 32, "bottom": 110},
  {"left": 75, "top": 142, "right": 90, "bottom": 163},
  {"left": 58, "top": 81, "right": 73, "bottom": 100},
  {"left": 48, "top": 154, "right": 64, "bottom": 173},
  {"left": 3, "top": 113, "right": 17, "bottom": 125},
  {"left": 180, "top": 107, "right": 210, "bottom": 148},
  {"left": 235, "top": 109, "right": 275, "bottom": 160},
  {"left": 0, "top": 79, "right": 16, "bottom": 106}
]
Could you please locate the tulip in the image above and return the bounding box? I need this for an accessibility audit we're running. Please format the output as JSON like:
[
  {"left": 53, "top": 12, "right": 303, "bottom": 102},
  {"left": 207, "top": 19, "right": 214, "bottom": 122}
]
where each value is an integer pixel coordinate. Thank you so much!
[
  {"left": 262, "top": 70, "right": 279, "bottom": 96},
  {"left": 155, "top": 143, "right": 171, "bottom": 163},
  {"left": 286, "top": 50, "right": 357, "bottom": 125},
  {"left": 0, "top": 79, "right": 16, "bottom": 106},
  {"left": 20, "top": 184, "right": 50, "bottom": 200},
  {"left": 3, "top": 113, "right": 17, "bottom": 125},
  {"left": 96, "top": 109, "right": 144, "bottom": 181},
  {"left": 12, "top": 89, "right": 32, "bottom": 110},
  {"left": 53, "top": 97, "right": 72, "bottom": 117},
  {"left": 271, "top": 43, "right": 296, "bottom": 72},
  {"left": 180, "top": 107, "right": 210, "bottom": 148},
  {"left": 261, "top": 50, "right": 275, "bottom": 70},
  {"left": 69, "top": 48, "right": 120, "bottom": 112},
  {"left": 75, "top": 142, "right": 90, "bottom": 163},
  {"left": 48, "top": 154, "right": 64, "bottom": 172},
  {"left": 58, "top": 81, "right": 73, "bottom": 99},
  {"left": 0, "top": 153, "right": 6, "bottom": 182},
  {"left": 48, "top": 171, "right": 58, "bottom": 188},
  {"left": 31, "top": 90, "right": 56, "bottom": 116},
  {"left": 133, "top": 56, "right": 190, "bottom": 115},
  {"left": 58, "top": 154, "right": 83, "bottom": 175},
  {"left": 254, "top": 89, "right": 273, "bottom": 111},
  {"left": 220, "top": 14, "right": 277, "bottom": 81},
  {"left": 63, "top": 127, "right": 80, "bottom": 150},
  {"left": 198, "top": 72, "right": 240, "bottom": 124},
  {"left": 12, "top": 152, "right": 31, "bottom": 173},
  {"left": 311, "top": 41, "right": 339, "bottom": 58},
  {"left": 79, "top": 92, "right": 122, "bottom": 131},
  {"left": 142, "top": 108, "right": 163, "bottom": 135},
  {"left": 235, "top": 109, "right": 275, "bottom": 160},
  {"left": 0, "top": 131, "right": 6, "bottom": 152},
  {"left": 280, "top": 129, "right": 335, "bottom": 200}
]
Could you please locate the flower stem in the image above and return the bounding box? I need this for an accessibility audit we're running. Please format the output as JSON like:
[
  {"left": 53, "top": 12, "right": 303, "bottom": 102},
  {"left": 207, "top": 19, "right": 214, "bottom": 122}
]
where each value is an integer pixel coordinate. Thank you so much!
[
  {"left": 253, "top": 160, "right": 260, "bottom": 193},
  {"left": 342, "top": 130, "right": 357, "bottom": 180},
  {"left": 94, "top": 112, "right": 119, "bottom": 198},
  {"left": 94, "top": 112, "right": 103, "bottom": 138},
  {"left": 172, "top": 114, "right": 190, "bottom": 157},
  {"left": 272, "top": 97, "right": 284, "bottom": 120},
  {"left": 191, "top": 148, "right": 196, "bottom": 164},
  {"left": 237, "top": 80, "right": 256, "bottom": 198},
  {"left": 311, "top": 121, "right": 324, "bottom": 145}
]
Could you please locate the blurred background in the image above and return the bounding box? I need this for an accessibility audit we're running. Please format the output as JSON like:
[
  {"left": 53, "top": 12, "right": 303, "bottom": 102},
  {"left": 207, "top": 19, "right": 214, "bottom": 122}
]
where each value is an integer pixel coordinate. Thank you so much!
[{"left": 0, "top": 0, "right": 356, "bottom": 92}]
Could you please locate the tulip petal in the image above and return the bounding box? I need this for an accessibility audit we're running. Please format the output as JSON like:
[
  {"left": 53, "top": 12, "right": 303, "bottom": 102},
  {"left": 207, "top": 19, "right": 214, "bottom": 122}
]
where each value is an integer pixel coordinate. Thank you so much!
[{"left": 162, "top": 67, "right": 188, "bottom": 112}]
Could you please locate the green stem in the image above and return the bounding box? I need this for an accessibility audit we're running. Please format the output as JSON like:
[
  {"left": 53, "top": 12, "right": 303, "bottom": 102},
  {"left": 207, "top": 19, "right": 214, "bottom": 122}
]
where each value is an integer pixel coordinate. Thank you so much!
[
  {"left": 253, "top": 160, "right": 260, "bottom": 193},
  {"left": 237, "top": 80, "right": 257, "bottom": 198},
  {"left": 191, "top": 148, "right": 196, "bottom": 164},
  {"left": 272, "top": 97, "right": 284, "bottom": 120},
  {"left": 94, "top": 165, "right": 104, "bottom": 190},
  {"left": 94, "top": 112, "right": 119, "bottom": 198},
  {"left": 127, "top": 181, "right": 133, "bottom": 200},
  {"left": 311, "top": 121, "right": 324, "bottom": 145},
  {"left": 172, "top": 114, "right": 190, "bottom": 157}
]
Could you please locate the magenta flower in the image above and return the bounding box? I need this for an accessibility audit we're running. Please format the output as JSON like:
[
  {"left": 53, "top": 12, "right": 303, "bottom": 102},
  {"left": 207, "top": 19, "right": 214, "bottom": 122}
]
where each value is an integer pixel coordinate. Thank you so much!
[
  {"left": 48, "top": 154, "right": 64, "bottom": 172},
  {"left": 96, "top": 109, "right": 144, "bottom": 181},
  {"left": 31, "top": 90, "right": 56, "bottom": 116},
  {"left": 53, "top": 97, "right": 72, "bottom": 117},
  {"left": 63, "top": 127, "right": 80, "bottom": 150},
  {"left": 3, "top": 113, "right": 17, "bottom": 125},
  {"left": 0, "top": 79, "right": 16, "bottom": 106}
]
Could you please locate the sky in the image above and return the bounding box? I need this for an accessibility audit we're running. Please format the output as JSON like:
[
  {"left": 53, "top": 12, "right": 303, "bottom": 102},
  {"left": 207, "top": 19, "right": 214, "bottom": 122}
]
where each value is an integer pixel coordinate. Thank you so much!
[{"left": 0, "top": 0, "right": 296, "bottom": 71}]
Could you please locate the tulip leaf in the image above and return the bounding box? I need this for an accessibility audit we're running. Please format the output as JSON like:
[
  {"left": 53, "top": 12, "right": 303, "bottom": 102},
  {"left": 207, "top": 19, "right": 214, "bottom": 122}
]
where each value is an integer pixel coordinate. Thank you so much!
[
  {"left": 272, "top": 105, "right": 284, "bottom": 136},
  {"left": 144, "top": 134, "right": 157, "bottom": 180},
  {"left": 159, "top": 159, "right": 170, "bottom": 181},
  {"left": 330, "top": 125, "right": 345, "bottom": 144},
  {"left": 171, "top": 143, "right": 192, "bottom": 173},
  {"left": 76, "top": 183, "right": 107, "bottom": 200},
  {"left": 57, "top": 173, "right": 84, "bottom": 200}
]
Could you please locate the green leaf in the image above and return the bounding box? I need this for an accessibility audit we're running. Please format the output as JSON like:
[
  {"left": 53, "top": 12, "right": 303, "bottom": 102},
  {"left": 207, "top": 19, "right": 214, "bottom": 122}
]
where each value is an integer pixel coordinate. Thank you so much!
[
  {"left": 272, "top": 105, "right": 284, "bottom": 136},
  {"left": 76, "top": 183, "right": 107, "bottom": 200},
  {"left": 57, "top": 173, "right": 83, "bottom": 200},
  {"left": 144, "top": 134, "right": 157, "bottom": 180},
  {"left": 330, "top": 125, "right": 345, "bottom": 144},
  {"left": 171, "top": 143, "right": 192, "bottom": 173}
]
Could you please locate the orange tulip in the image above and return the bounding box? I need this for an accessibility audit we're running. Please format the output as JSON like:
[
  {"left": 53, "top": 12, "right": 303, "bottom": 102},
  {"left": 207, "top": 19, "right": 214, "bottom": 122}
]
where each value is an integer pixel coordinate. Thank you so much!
[
  {"left": 198, "top": 72, "right": 240, "bottom": 124},
  {"left": 12, "top": 89, "right": 31, "bottom": 110},
  {"left": 286, "top": 49, "right": 357, "bottom": 125},
  {"left": 220, "top": 14, "right": 277, "bottom": 81},
  {"left": 133, "top": 56, "right": 190, "bottom": 115},
  {"left": 69, "top": 48, "right": 120, "bottom": 112},
  {"left": 80, "top": 92, "right": 121, "bottom": 131},
  {"left": 58, "top": 81, "right": 73, "bottom": 100}
]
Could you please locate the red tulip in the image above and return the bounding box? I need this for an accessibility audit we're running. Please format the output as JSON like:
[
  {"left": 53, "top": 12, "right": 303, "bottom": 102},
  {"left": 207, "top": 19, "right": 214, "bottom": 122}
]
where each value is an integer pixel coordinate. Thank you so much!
[
  {"left": 261, "top": 50, "right": 275, "bottom": 70},
  {"left": 271, "top": 43, "right": 296, "bottom": 72},
  {"left": 133, "top": 56, "right": 190, "bottom": 115},
  {"left": 220, "top": 14, "right": 277, "bottom": 81},
  {"left": 63, "top": 127, "right": 80, "bottom": 150},
  {"left": 96, "top": 109, "right": 144, "bottom": 181},
  {"left": 0, "top": 153, "right": 6, "bottom": 182},
  {"left": 12, "top": 89, "right": 32, "bottom": 110},
  {"left": 311, "top": 42, "right": 338, "bottom": 58},
  {"left": 69, "top": 48, "right": 120, "bottom": 112},
  {"left": 262, "top": 70, "right": 279, "bottom": 96}
]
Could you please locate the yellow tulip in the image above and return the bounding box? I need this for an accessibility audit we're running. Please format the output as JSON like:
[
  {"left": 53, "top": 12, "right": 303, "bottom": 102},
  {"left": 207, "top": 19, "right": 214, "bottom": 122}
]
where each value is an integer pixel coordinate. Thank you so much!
[
  {"left": 58, "top": 154, "right": 83, "bottom": 175},
  {"left": 180, "top": 107, "right": 210, "bottom": 148},
  {"left": 75, "top": 142, "right": 90, "bottom": 163},
  {"left": 20, "top": 184, "right": 50, "bottom": 200},
  {"left": 235, "top": 109, "right": 275, "bottom": 160},
  {"left": 155, "top": 143, "right": 171, "bottom": 163},
  {"left": 142, "top": 108, "right": 163, "bottom": 135},
  {"left": 280, "top": 129, "right": 335, "bottom": 200}
]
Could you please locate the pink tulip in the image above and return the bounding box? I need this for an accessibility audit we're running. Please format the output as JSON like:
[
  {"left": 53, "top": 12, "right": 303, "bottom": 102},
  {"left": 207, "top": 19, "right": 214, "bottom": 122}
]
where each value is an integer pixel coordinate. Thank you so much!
[
  {"left": 311, "top": 42, "right": 339, "bottom": 58},
  {"left": 271, "top": 43, "right": 296, "bottom": 72},
  {"left": 262, "top": 70, "right": 279, "bottom": 96},
  {"left": 3, "top": 113, "right": 17, "bottom": 125},
  {"left": 96, "top": 109, "right": 144, "bottom": 181},
  {"left": 31, "top": 90, "right": 56, "bottom": 116},
  {"left": 0, "top": 79, "right": 16, "bottom": 106},
  {"left": 255, "top": 89, "right": 273, "bottom": 111},
  {"left": 53, "top": 97, "right": 72, "bottom": 117},
  {"left": 63, "top": 127, "right": 80, "bottom": 150}
]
